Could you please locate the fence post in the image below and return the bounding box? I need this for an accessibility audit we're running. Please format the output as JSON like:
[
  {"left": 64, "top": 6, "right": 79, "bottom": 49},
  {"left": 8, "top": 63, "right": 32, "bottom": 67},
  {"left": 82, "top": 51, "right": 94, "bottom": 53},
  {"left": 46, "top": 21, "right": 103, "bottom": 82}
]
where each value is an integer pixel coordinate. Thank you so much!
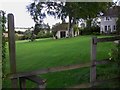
[
  {"left": 90, "top": 36, "right": 97, "bottom": 87},
  {"left": 19, "top": 77, "right": 26, "bottom": 89},
  {"left": 8, "top": 13, "right": 18, "bottom": 88}
]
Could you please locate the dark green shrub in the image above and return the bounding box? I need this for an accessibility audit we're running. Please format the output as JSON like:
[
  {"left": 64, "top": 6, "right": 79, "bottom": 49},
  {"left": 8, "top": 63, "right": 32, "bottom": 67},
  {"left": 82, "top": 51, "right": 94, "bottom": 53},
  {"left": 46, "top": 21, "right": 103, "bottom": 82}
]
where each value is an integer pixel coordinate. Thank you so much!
[
  {"left": 109, "top": 41, "right": 120, "bottom": 79},
  {"left": 82, "top": 26, "right": 100, "bottom": 35},
  {"left": 37, "top": 31, "right": 53, "bottom": 38},
  {"left": 92, "top": 32, "right": 100, "bottom": 35}
]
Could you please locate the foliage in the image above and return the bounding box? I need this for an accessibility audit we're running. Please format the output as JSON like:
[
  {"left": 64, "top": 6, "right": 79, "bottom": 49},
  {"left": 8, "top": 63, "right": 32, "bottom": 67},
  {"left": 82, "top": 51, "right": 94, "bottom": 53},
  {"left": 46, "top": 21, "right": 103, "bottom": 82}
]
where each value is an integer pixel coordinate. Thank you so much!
[
  {"left": 23, "top": 30, "right": 32, "bottom": 40},
  {"left": 34, "top": 23, "right": 50, "bottom": 35},
  {"left": 15, "top": 34, "right": 23, "bottom": 41},
  {"left": 82, "top": 26, "right": 100, "bottom": 35},
  {"left": 37, "top": 30, "right": 45, "bottom": 38},
  {"left": 73, "top": 24, "right": 79, "bottom": 32},
  {"left": 27, "top": 1, "right": 64, "bottom": 23},
  {"left": 109, "top": 42, "right": 120, "bottom": 76},
  {"left": 22, "top": 29, "right": 36, "bottom": 41},
  {"left": 37, "top": 30, "right": 53, "bottom": 38},
  {"left": 27, "top": 2, "right": 109, "bottom": 37},
  {"left": 0, "top": 11, "right": 6, "bottom": 79},
  {"left": 16, "top": 31, "right": 24, "bottom": 34}
]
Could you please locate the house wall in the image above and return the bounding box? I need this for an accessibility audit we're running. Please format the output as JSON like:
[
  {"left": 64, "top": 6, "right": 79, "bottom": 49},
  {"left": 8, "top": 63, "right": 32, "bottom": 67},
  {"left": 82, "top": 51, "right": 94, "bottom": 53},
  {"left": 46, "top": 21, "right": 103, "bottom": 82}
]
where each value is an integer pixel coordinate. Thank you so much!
[
  {"left": 100, "top": 16, "right": 118, "bottom": 33},
  {"left": 56, "top": 30, "right": 68, "bottom": 38},
  {"left": 56, "top": 31, "right": 60, "bottom": 38},
  {"left": 65, "top": 31, "right": 69, "bottom": 37}
]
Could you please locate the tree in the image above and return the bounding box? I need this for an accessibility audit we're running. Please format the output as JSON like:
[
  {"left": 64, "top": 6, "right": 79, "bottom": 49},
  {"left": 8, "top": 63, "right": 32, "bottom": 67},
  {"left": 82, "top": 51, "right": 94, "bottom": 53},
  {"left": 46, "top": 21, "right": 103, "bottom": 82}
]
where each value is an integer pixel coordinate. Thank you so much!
[
  {"left": 27, "top": 1, "right": 109, "bottom": 37},
  {"left": 34, "top": 23, "right": 50, "bottom": 35},
  {"left": 34, "top": 23, "right": 42, "bottom": 35}
]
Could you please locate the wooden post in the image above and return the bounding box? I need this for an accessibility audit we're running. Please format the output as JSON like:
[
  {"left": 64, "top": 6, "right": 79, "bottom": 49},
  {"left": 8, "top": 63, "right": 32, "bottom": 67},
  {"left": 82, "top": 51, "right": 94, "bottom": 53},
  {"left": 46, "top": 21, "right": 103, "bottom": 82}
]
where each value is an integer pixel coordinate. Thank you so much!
[
  {"left": 19, "top": 77, "right": 26, "bottom": 90},
  {"left": 8, "top": 13, "right": 18, "bottom": 88},
  {"left": 38, "top": 85, "right": 46, "bottom": 90},
  {"left": 90, "top": 36, "right": 97, "bottom": 87},
  {"left": 0, "top": 11, "right": 2, "bottom": 90}
]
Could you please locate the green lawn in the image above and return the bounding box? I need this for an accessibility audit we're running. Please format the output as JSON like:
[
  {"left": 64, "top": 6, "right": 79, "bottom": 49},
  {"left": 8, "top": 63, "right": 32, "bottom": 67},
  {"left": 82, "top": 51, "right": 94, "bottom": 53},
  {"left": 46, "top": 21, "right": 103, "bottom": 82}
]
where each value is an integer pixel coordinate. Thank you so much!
[{"left": 3, "top": 35, "right": 119, "bottom": 88}]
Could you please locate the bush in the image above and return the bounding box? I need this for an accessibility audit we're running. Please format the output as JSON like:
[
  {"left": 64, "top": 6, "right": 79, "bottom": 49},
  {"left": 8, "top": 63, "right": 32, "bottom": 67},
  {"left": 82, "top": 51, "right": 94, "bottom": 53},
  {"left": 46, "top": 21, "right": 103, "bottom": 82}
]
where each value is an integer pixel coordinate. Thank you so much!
[
  {"left": 15, "top": 34, "right": 24, "bottom": 41},
  {"left": 82, "top": 26, "right": 100, "bottom": 35},
  {"left": 92, "top": 32, "right": 100, "bottom": 35},
  {"left": 109, "top": 42, "right": 120, "bottom": 77},
  {"left": 37, "top": 31, "right": 53, "bottom": 38}
]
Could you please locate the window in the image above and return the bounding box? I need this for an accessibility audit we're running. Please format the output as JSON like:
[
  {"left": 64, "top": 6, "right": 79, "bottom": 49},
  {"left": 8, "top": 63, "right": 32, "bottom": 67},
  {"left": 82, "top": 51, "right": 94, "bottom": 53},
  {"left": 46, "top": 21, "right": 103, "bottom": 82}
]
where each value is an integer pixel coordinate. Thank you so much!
[
  {"left": 106, "top": 17, "right": 109, "bottom": 20},
  {"left": 108, "top": 25, "right": 111, "bottom": 32},
  {"left": 105, "top": 26, "right": 107, "bottom": 31},
  {"left": 114, "top": 25, "right": 116, "bottom": 30},
  {"left": 108, "top": 25, "right": 111, "bottom": 30},
  {"left": 108, "top": 25, "right": 111, "bottom": 29}
]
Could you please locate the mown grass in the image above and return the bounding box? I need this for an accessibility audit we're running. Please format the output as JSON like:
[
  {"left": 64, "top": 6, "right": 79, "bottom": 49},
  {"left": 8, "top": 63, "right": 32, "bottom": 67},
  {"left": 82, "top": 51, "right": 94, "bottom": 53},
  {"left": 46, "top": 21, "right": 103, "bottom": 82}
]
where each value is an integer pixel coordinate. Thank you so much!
[{"left": 3, "top": 35, "right": 119, "bottom": 88}]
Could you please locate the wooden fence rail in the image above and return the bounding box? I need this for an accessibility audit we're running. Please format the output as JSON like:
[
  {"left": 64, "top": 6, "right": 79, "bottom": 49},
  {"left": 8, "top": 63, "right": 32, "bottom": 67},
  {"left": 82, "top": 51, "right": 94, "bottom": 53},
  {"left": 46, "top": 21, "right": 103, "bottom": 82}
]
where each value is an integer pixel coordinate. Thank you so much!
[
  {"left": 10, "top": 62, "right": 91, "bottom": 79},
  {"left": 7, "top": 13, "right": 120, "bottom": 89},
  {"left": 97, "top": 36, "right": 120, "bottom": 43},
  {"left": 10, "top": 59, "right": 112, "bottom": 79}
]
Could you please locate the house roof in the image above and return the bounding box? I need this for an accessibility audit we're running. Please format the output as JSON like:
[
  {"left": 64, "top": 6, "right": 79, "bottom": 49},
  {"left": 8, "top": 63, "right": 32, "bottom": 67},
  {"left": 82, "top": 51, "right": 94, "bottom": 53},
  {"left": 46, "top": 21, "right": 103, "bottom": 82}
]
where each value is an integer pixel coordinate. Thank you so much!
[
  {"left": 52, "top": 23, "right": 68, "bottom": 31},
  {"left": 102, "top": 6, "right": 120, "bottom": 17}
]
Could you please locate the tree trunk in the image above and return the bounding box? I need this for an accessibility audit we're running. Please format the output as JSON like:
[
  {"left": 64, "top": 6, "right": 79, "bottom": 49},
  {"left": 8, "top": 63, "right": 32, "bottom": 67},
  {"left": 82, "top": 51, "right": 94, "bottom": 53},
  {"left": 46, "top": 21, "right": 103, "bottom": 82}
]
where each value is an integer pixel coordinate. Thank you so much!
[
  {"left": 68, "top": 16, "right": 72, "bottom": 37},
  {"left": 72, "top": 18, "right": 77, "bottom": 37},
  {"left": 87, "top": 18, "right": 92, "bottom": 30}
]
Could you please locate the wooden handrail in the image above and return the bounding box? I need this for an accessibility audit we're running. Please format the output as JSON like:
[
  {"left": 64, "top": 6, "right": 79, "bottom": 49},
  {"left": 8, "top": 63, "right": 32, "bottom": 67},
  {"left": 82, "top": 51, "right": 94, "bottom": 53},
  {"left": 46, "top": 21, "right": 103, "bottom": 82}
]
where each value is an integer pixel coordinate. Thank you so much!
[
  {"left": 9, "top": 59, "right": 112, "bottom": 79},
  {"left": 25, "top": 75, "right": 46, "bottom": 85},
  {"left": 10, "top": 63, "right": 91, "bottom": 79}
]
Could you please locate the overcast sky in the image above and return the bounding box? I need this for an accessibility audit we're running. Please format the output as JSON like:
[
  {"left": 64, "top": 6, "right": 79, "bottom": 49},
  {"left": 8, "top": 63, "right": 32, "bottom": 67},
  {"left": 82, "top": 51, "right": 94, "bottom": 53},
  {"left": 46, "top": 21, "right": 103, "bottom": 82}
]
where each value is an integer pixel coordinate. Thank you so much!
[
  {"left": 0, "top": 0, "right": 117, "bottom": 29},
  {"left": 0, "top": 0, "right": 62, "bottom": 28}
]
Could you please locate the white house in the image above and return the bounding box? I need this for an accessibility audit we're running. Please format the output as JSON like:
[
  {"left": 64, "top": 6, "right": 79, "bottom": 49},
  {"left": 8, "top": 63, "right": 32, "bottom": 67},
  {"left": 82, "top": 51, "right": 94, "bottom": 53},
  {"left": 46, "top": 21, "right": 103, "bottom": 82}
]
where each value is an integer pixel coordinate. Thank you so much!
[
  {"left": 53, "top": 23, "right": 69, "bottom": 38},
  {"left": 53, "top": 22, "right": 80, "bottom": 39},
  {"left": 56, "top": 30, "right": 69, "bottom": 38},
  {"left": 100, "top": 6, "right": 120, "bottom": 34}
]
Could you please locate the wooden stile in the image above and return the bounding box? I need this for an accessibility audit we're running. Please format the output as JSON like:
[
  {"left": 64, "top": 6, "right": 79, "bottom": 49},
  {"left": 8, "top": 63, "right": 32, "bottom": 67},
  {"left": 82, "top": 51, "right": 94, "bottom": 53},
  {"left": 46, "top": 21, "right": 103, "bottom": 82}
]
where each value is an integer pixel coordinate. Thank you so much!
[
  {"left": 8, "top": 14, "right": 18, "bottom": 88},
  {"left": 90, "top": 36, "right": 97, "bottom": 87}
]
